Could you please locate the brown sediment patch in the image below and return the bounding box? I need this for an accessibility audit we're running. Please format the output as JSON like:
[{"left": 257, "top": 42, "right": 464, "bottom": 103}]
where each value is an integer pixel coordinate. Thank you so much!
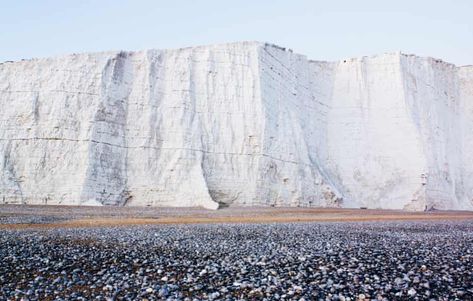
[{"left": 1, "top": 209, "right": 473, "bottom": 230}]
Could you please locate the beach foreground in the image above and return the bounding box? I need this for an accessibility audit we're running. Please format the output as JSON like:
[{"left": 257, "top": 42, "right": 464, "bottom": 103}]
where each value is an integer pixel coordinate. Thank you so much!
[{"left": 1, "top": 206, "right": 473, "bottom": 300}]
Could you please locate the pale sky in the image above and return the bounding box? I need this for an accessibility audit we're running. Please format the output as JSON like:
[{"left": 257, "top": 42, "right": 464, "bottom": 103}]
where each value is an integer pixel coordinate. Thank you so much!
[{"left": 1, "top": 0, "right": 472, "bottom": 65}]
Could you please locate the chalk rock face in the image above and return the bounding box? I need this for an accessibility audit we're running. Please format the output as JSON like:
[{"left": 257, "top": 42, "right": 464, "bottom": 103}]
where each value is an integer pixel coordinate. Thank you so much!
[
  {"left": 1, "top": 42, "right": 472, "bottom": 210},
  {"left": 310, "top": 55, "right": 472, "bottom": 211}
]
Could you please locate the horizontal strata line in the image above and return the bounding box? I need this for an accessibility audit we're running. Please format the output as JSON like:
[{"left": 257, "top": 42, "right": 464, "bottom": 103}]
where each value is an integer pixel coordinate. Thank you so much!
[
  {"left": 0, "top": 137, "right": 313, "bottom": 166},
  {"left": 0, "top": 90, "right": 99, "bottom": 96}
]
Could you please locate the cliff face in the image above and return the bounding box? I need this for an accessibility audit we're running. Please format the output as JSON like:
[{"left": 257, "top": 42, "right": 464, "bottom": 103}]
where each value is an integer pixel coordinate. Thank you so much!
[
  {"left": 0, "top": 42, "right": 472, "bottom": 210},
  {"left": 310, "top": 54, "right": 473, "bottom": 211}
]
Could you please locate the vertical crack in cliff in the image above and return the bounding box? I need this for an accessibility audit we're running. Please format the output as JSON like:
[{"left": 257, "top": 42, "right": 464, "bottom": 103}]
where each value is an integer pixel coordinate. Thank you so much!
[
  {"left": 80, "top": 52, "right": 133, "bottom": 206},
  {"left": 0, "top": 141, "right": 24, "bottom": 204},
  {"left": 399, "top": 54, "right": 438, "bottom": 211},
  {"left": 188, "top": 48, "right": 219, "bottom": 209}
]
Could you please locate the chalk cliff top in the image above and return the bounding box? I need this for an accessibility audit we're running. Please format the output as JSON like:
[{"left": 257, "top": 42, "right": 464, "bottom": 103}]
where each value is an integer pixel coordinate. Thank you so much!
[{"left": 0, "top": 41, "right": 469, "bottom": 68}]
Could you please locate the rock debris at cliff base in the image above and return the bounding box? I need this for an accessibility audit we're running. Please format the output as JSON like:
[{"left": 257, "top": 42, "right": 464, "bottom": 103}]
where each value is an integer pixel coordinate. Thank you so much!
[
  {"left": 1, "top": 221, "right": 473, "bottom": 300},
  {"left": 1, "top": 41, "right": 473, "bottom": 210}
]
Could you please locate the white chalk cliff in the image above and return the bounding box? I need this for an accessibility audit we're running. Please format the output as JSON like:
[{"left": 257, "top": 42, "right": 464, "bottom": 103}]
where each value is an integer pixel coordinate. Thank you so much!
[{"left": 1, "top": 42, "right": 472, "bottom": 210}]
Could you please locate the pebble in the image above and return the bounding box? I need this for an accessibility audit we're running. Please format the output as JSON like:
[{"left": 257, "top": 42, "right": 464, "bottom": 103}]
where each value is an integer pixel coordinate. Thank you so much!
[{"left": 1, "top": 221, "right": 472, "bottom": 300}]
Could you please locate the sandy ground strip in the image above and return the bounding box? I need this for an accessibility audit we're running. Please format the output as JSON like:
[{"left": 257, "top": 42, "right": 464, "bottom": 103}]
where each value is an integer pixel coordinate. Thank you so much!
[{"left": 1, "top": 205, "right": 473, "bottom": 229}]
